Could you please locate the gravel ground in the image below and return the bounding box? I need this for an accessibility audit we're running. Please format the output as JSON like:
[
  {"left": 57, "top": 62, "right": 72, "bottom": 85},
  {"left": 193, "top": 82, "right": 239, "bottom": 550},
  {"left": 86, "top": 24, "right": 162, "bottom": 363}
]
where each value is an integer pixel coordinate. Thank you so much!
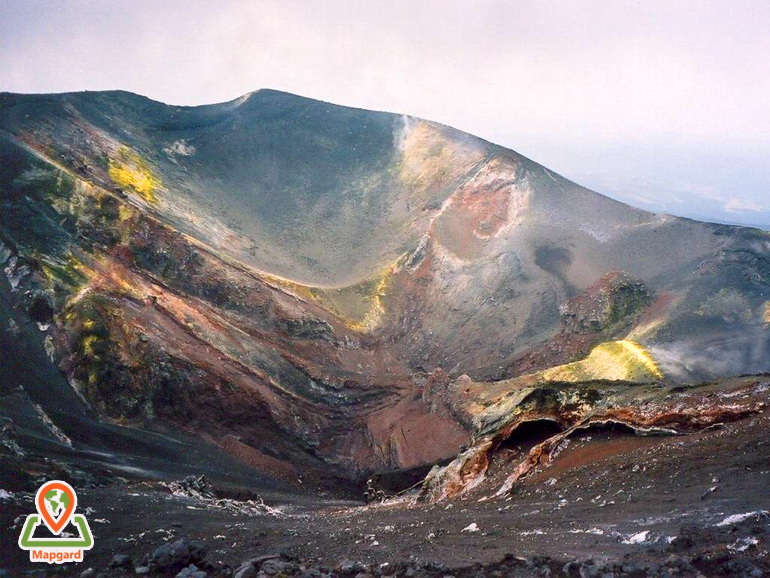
[{"left": 2, "top": 404, "right": 768, "bottom": 577}]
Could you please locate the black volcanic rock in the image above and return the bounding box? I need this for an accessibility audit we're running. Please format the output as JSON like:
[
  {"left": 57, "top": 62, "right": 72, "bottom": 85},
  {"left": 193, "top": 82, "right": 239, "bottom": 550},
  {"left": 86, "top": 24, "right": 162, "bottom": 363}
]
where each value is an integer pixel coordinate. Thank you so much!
[
  {"left": 147, "top": 538, "right": 208, "bottom": 574},
  {"left": 559, "top": 271, "right": 651, "bottom": 334}
]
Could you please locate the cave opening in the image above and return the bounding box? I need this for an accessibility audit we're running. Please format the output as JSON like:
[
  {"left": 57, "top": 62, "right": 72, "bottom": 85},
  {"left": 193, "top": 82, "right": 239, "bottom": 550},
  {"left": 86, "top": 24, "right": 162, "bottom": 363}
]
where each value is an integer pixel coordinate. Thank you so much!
[{"left": 489, "top": 419, "right": 564, "bottom": 470}]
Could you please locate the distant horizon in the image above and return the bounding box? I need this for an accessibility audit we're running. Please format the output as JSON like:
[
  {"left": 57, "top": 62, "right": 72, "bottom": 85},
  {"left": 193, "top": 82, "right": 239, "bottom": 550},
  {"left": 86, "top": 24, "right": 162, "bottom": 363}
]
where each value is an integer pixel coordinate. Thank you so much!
[{"left": 3, "top": 0, "right": 768, "bottom": 229}]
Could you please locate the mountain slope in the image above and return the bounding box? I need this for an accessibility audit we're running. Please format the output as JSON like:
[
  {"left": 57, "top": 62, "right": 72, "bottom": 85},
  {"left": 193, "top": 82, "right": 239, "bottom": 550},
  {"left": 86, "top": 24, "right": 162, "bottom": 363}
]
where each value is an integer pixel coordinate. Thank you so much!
[{"left": 1, "top": 89, "right": 769, "bottom": 488}]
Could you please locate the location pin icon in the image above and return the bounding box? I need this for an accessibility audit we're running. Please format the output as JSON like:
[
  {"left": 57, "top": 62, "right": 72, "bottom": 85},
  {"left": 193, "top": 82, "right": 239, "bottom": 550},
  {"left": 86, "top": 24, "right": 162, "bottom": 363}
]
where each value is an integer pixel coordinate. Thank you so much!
[{"left": 35, "top": 480, "right": 77, "bottom": 535}]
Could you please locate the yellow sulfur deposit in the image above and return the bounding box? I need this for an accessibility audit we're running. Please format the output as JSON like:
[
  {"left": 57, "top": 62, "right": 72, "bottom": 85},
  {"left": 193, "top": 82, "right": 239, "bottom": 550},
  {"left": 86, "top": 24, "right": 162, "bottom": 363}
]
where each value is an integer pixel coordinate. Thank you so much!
[
  {"left": 541, "top": 340, "right": 663, "bottom": 383},
  {"left": 347, "top": 270, "right": 392, "bottom": 332},
  {"left": 260, "top": 263, "right": 395, "bottom": 332},
  {"left": 309, "top": 263, "right": 397, "bottom": 332},
  {"left": 108, "top": 146, "right": 159, "bottom": 203}
]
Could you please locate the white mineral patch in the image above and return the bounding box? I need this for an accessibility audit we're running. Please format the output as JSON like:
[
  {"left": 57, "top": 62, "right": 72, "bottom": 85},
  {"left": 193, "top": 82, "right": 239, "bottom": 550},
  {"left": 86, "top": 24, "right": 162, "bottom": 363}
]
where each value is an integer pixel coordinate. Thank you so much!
[
  {"left": 622, "top": 531, "right": 650, "bottom": 544},
  {"left": 164, "top": 140, "right": 196, "bottom": 156},
  {"left": 716, "top": 511, "right": 769, "bottom": 527}
]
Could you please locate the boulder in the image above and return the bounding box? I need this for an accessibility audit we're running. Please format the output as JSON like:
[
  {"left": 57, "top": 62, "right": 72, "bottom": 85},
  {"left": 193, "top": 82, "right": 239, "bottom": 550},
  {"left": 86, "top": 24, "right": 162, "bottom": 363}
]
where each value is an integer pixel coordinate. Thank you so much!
[
  {"left": 109, "top": 553, "right": 132, "bottom": 569},
  {"left": 176, "top": 564, "right": 208, "bottom": 578},
  {"left": 148, "top": 538, "right": 208, "bottom": 574}
]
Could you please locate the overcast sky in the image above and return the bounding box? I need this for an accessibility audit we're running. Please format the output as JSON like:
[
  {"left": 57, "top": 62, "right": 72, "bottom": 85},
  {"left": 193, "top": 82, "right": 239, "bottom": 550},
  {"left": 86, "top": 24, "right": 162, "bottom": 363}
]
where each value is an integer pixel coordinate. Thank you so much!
[{"left": 2, "top": 0, "right": 768, "bottom": 228}]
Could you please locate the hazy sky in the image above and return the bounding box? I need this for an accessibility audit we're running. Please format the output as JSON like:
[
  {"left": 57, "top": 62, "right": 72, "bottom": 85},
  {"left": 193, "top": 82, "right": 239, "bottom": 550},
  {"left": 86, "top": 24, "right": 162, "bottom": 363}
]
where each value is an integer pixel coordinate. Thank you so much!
[{"left": 2, "top": 0, "right": 768, "bottom": 227}]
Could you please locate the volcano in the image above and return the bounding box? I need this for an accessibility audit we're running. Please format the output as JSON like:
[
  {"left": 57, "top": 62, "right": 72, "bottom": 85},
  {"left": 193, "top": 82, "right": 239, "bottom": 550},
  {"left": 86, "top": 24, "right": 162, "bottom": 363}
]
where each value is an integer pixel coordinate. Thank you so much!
[{"left": 1, "top": 90, "right": 769, "bottom": 576}]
